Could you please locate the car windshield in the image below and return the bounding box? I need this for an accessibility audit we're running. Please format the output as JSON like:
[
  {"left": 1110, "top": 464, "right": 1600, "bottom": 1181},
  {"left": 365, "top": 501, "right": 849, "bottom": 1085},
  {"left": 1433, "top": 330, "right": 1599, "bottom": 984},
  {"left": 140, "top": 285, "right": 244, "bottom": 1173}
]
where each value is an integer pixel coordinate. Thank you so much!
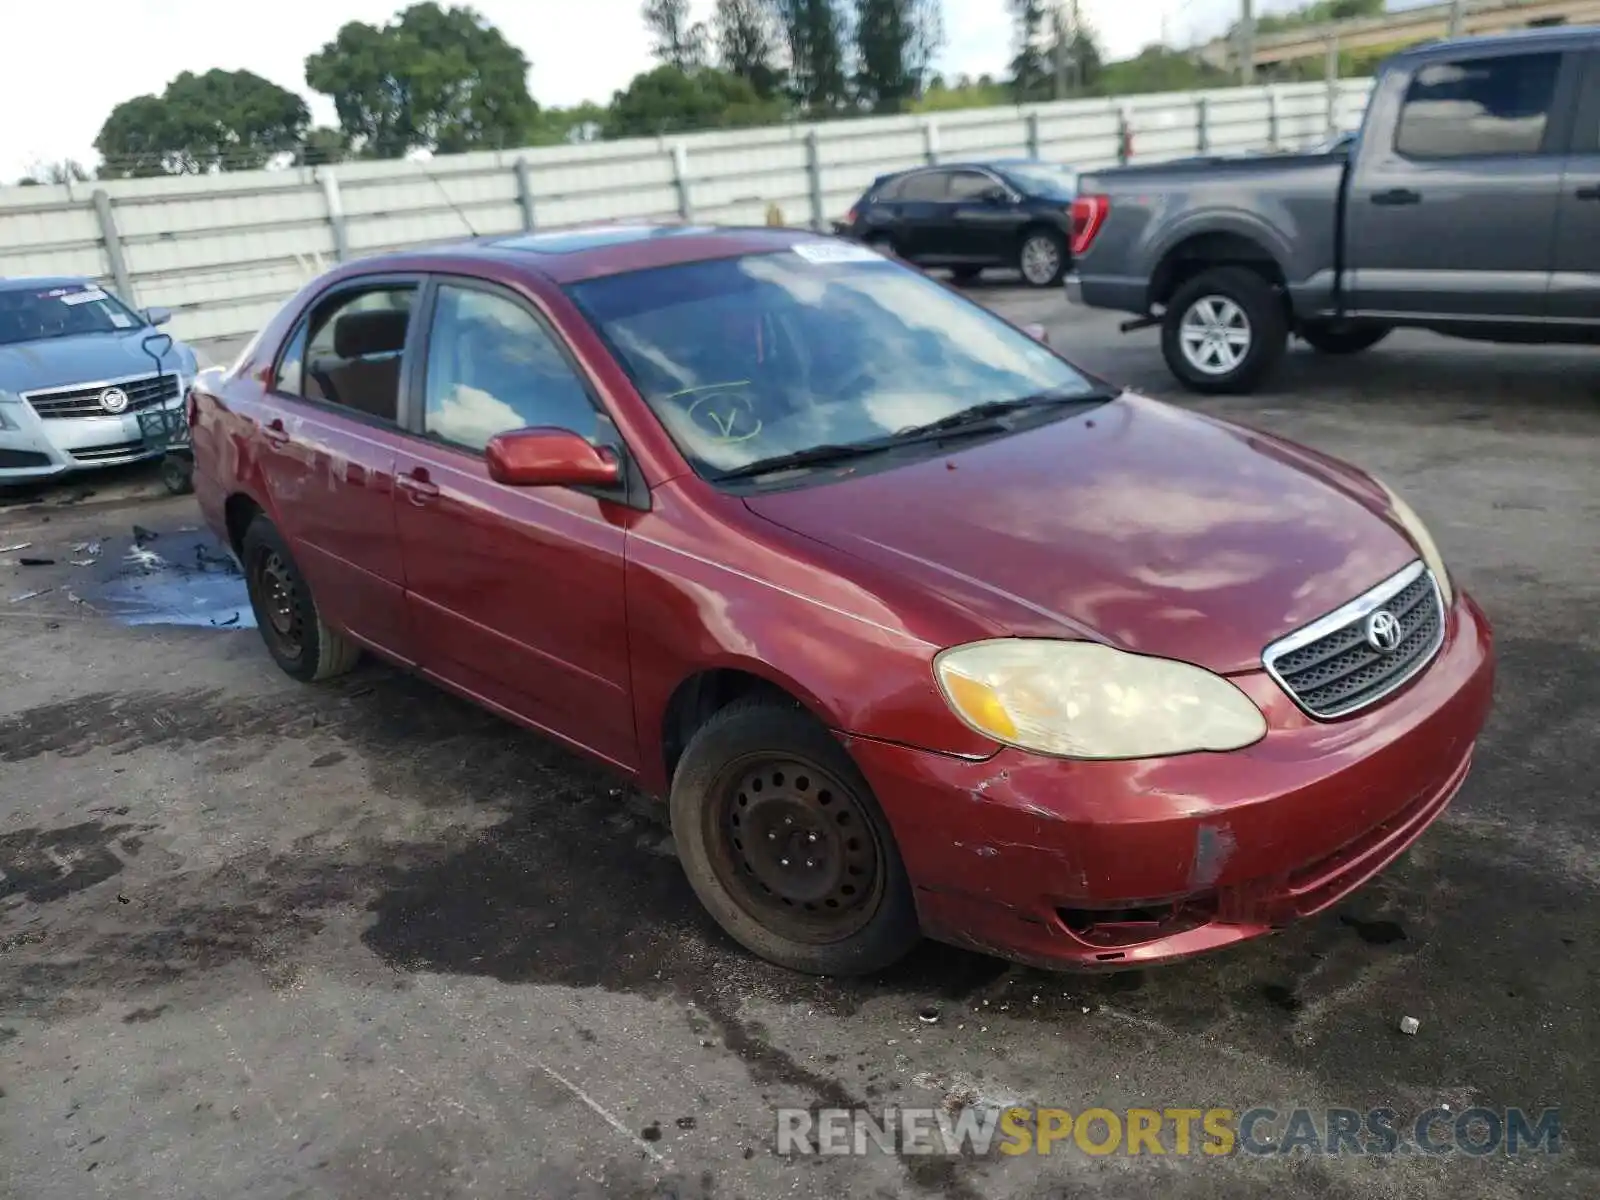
[
  {"left": 996, "top": 164, "right": 1076, "bottom": 200},
  {"left": 0, "top": 283, "right": 145, "bottom": 347},
  {"left": 567, "top": 247, "right": 1102, "bottom": 481}
]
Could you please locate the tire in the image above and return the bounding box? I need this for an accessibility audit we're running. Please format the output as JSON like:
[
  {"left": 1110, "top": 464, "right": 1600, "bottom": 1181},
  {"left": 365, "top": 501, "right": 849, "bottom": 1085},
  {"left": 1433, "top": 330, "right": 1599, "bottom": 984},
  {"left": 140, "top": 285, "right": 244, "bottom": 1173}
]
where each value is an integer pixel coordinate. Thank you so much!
[
  {"left": 240, "top": 515, "right": 361, "bottom": 682},
  {"left": 866, "top": 234, "right": 898, "bottom": 259},
  {"left": 159, "top": 454, "right": 194, "bottom": 496},
  {"left": 1017, "top": 228, "right": 1067, "bottom": 288},
  {"left": 1299, "top": 320, "right": 1391, "bottom": 356},
  {"left": 1161, "top": 266, "right": 1289, "bottom": 395},
  {"left": 669, "top": 699, "right": 920, "bottom": 976},
  {"left": 949, "top": 266, "right": 983, "bottom": 285}
]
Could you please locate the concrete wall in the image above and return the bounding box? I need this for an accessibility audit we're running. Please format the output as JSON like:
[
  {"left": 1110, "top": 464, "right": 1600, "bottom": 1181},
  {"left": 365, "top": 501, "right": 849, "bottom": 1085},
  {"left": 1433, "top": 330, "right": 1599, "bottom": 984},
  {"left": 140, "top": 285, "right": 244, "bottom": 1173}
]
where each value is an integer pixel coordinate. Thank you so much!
[{"left": 0, "top": 78, "right": 1374, "bottom": 349}]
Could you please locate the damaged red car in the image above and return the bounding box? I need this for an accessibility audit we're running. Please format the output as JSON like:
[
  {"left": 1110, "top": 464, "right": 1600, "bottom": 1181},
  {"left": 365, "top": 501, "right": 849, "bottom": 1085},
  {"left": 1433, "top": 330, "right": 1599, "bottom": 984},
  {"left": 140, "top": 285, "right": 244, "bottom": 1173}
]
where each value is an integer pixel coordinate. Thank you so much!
[{"left": 190, "top": 225, "right": 1494, "bottom": 975}]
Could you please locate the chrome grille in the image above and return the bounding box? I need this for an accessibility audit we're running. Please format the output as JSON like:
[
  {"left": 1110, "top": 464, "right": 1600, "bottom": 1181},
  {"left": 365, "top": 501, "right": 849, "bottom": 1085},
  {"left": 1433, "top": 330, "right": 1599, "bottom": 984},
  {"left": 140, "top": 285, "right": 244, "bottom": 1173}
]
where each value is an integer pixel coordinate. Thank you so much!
[
  {"left": 71, "top": 441, "right": 148, "bottom": 463},
  {"left": 1263, "top": 560, "right": 1445, "bottom": 719},
  {"left": 24, "top": 373, "right": 181, "bottom": 420}
]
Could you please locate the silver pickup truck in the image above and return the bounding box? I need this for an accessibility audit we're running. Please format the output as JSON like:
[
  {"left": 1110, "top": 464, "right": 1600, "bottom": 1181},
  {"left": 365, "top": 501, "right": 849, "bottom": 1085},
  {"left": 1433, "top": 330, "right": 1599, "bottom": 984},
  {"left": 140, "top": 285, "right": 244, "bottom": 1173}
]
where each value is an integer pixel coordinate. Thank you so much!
[{"left": 1066, "top": 26, "right": 1600, "bottom": 394}]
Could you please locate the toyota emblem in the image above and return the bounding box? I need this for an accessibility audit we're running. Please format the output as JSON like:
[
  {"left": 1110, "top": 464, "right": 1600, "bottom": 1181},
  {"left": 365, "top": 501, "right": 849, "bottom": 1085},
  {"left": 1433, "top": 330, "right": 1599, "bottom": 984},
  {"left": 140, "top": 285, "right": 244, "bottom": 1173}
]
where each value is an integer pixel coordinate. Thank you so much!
[
  {"left": 99, "top": 387, "right": 130, "bottom": 414},
  {"left": 1364, "top": 609, "right": 1403, "bottom": 654}
]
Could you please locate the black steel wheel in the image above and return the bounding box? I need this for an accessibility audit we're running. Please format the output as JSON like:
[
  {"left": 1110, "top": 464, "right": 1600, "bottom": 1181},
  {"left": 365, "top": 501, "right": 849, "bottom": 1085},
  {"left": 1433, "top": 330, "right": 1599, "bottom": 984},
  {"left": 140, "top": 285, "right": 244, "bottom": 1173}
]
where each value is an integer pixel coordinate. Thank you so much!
[
  {"left": 240, "top": 516, "right": 361, "bottom": 682},
  {"left": 670, "top": 699, "right": 919, "bottom": 975}
]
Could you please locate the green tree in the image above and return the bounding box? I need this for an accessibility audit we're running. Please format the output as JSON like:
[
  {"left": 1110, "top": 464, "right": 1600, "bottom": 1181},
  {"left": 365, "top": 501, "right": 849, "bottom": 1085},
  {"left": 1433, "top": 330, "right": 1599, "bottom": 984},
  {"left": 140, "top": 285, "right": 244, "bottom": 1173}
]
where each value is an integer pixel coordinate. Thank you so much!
[
  {"left": 773, "top": 0, "right": 851, "bottom": 112},
  {"left": 301, "top": 126, "right": 349, "bottom": 165},
  {"left": 714, "top": 0, "right": 785, "bottom": 99},
  {"left": 305, "top": 2, "right": 538, "bottom": 158},
  {"left": 853, "top": 0, "right": 942, "bottom": 113},
  {"left": 1008, "top": 0, "right": 1050, "bottom": 101},
  {"left": 606, "top": 65, "right": 785, "bottom": 137},
  {"left": 643, "top": 0, "right": 708, "bottom": 69},
  {"left": 527, "top": 102, "right": 609, "bottom": 145},
  {"left": 95, "top": 71, "right": 308, "bottom": 177},
  {"left": 18, "top": 160, "right": 93, "bottom": 186}
]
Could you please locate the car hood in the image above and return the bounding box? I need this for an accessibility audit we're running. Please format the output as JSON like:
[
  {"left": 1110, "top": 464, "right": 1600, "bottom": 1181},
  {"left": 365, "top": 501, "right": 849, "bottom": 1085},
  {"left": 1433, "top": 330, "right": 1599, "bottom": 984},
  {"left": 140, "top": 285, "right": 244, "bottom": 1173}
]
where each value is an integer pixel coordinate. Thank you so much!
[
  {"left": 0, "top": 330, "right": 192, "bottom": 396},
  {"left": 741, "top": 393, "right": 1419, "bottom": 675}
]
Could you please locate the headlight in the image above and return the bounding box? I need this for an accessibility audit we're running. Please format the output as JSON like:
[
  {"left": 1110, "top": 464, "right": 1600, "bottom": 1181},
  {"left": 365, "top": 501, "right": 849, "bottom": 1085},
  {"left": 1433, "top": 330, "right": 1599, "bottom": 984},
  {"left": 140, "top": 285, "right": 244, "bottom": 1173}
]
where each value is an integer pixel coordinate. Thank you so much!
[
  {"left": 1374, "top": 478, "right": 1453, "bottom": 606},
  {"left": 934, "top": 639, "right": 1267, "bottom": 760},
  {"left": 0, "top": 393, "right": 19, "bottom": 430}
]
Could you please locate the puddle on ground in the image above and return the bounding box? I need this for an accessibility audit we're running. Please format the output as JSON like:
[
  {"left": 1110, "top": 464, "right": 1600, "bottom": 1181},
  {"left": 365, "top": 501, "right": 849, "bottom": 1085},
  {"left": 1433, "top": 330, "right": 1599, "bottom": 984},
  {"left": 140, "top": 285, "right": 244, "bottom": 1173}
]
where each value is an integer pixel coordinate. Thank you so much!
[{"left": 81, "top": 526, "right": 255, "bottom": 630}]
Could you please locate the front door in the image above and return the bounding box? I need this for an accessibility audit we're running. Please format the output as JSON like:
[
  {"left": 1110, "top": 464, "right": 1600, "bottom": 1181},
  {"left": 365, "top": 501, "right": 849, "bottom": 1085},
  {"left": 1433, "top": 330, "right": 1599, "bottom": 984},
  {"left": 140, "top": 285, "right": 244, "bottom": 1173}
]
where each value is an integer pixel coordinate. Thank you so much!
[
  {"left": 393, "top": 278, "right": 636, "bottom": 769},
  {"left": 945, "top": 169, "right": 1023, "bottom": 262},
  {"left": 1344, "top": 48, "right": 1570, "bottom": 321},
  {"left": 1548, "top": 50, "right": 1600, "bottom": 327},
  {"left": 256, "top": 279, "right": 420, "bottom": 663}
]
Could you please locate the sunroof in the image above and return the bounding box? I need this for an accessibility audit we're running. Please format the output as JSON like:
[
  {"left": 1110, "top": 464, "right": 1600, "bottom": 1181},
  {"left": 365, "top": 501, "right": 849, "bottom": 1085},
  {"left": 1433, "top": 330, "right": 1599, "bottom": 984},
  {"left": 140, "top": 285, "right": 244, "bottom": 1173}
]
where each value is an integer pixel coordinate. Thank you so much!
[{"left": 492, "top": 225, "right": 715, "bottom": 254}]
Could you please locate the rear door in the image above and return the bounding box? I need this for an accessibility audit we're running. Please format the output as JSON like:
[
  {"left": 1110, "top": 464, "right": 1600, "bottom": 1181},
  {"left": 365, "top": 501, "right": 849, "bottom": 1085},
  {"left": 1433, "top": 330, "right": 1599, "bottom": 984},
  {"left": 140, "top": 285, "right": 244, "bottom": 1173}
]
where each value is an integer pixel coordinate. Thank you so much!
[
  {"left": 1344, "top": 47, "right": 1573, "bottom": 321},
  {"left": 258, "top": 278, "right": 421, "bottom": 663},
  {"left": 892, "top": 169, "right": 954, "bottom": 260},
  {"left": 392, "top": 277, "right": 636, "bottom": 769},
  {"left": 1548, "top": 50, "right": 1600, "bottom": 326}
]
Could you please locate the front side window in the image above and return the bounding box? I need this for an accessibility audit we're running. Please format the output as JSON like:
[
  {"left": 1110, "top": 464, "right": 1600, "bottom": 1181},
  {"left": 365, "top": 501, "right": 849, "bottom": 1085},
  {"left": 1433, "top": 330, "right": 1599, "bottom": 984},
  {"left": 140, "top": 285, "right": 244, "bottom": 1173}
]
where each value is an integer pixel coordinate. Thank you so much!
[
  {"left": 281, "top": 285, "right": 416, "bottom": 423},
  {"left": 568, "top": 247, "right": 1101, "bottom": 481},
  {"left": 947, "top": 171, "right": 999, "bottom": 201},
  {"left": 422, "top": 284, "right": 599, "bottom": 453},
  {"left": 1395, "top": 52, "right": 1559, "bottom": 159},
  {"left": 0, "top": 282, "right": 145, "bottom": 347},
  {"left": 996, "top": 164, "right": 1077, "bottom": 200}
]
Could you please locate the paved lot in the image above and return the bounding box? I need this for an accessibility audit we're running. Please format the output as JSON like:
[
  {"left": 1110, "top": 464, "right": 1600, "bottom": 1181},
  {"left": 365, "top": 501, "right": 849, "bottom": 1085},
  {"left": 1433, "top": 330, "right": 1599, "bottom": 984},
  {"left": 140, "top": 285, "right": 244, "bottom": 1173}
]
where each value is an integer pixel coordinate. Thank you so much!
[{"left": 2, "top": 289, "right": 1597, "bottom": 1200}]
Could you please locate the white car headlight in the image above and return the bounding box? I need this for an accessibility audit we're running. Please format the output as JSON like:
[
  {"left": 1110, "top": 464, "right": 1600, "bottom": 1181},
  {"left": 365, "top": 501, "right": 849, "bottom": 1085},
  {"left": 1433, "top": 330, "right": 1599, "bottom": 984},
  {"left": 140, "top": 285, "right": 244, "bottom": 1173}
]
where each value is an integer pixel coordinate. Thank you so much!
[
  {"left": 1374, "top": 478, "right": 1453, "bottom": 606},
  {"left": 934, "top": 639, "right": 1267, "bottom": 760}
]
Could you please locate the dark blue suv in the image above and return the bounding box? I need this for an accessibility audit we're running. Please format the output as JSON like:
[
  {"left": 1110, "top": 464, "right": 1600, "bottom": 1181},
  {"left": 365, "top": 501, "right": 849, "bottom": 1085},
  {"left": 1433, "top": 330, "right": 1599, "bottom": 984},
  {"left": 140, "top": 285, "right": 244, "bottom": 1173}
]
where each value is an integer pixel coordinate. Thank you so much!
[{"left": 835, "top": 159, "right": 1077, "bottom": 288}]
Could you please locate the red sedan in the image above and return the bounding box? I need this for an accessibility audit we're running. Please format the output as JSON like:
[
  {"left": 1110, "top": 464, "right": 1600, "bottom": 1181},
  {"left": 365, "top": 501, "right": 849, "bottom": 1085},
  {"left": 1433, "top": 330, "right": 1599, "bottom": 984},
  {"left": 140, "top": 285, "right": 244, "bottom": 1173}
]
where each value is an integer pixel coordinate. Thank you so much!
[{"left": 190, "top": 224, "right": 1494, "bottom": 975}]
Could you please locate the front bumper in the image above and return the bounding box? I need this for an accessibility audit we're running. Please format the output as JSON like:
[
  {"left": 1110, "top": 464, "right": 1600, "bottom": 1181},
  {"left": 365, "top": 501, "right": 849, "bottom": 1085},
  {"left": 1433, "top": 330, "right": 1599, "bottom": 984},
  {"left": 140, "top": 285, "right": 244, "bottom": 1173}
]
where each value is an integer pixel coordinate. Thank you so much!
[
  {"left": 0, "top": 392, "right": 187, "bottom": 483},
  {"left": 850, "top": 593, "right": 1495, "bottom": 969}
]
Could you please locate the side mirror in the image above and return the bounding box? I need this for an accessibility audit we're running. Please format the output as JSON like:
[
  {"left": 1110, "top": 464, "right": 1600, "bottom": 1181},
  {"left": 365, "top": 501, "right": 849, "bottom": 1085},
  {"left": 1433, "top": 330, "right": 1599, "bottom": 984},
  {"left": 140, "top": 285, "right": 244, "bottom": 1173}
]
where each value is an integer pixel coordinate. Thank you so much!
[
  {"left": 486, "top": 427, "right": 621, "bottom": 488},
  {"left": 1023, "top": 323, "right": 1050, "bottom": 345},
  {"left": 144, "top": 306, "right": 173, "bottom": 327}
]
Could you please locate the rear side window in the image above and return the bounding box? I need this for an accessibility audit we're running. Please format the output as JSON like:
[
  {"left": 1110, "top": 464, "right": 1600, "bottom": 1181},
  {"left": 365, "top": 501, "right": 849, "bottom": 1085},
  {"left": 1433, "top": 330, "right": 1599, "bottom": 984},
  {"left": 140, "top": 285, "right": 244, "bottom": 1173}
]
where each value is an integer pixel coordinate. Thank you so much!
[
  {"left": 1395, "top": 52, "right": 1560, "bottom": 159},
  {"left": 871, "top": 176, "right": 905, "bottom": 202},
  {"left": 897, "top": 171, "right": 949, "bottom": 201},
  {"left": 276, "top": 285, "right": 416, "bottom": 424}
]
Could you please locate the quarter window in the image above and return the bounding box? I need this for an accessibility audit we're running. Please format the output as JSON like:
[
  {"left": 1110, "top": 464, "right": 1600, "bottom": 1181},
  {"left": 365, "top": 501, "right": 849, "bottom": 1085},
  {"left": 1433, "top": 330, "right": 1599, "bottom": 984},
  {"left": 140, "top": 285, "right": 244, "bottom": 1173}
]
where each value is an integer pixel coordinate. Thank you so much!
[
  {"left": 422, "top": 285, "right": 600, "bottom": 453},
  {"left": 1395, "top": 52, "right": 1560, "bottom": 159}
]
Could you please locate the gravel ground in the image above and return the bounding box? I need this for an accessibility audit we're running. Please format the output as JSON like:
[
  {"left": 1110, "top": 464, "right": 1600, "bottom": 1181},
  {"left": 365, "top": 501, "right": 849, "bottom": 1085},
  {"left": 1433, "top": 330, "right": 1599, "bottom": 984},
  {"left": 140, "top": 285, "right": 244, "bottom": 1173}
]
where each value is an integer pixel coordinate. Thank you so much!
[{"left": 1, "top": 284, "right": 1596, "bottom": 1200}]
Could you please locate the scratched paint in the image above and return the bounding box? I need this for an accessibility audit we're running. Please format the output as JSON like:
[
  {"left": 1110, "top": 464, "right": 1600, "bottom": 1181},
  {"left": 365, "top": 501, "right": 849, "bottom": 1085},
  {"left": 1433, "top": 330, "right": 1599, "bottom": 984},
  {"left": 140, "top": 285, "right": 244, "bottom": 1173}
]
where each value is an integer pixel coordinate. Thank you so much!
[{"left": 1190, "top": 823, "right": 1237, "bottom": 888}]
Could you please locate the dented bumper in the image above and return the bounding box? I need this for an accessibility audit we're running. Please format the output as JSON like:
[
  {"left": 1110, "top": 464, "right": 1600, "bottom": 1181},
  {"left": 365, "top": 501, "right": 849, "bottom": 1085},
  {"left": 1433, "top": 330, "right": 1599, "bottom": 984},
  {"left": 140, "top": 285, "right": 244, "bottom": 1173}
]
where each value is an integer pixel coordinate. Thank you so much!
[{"left": 850, "top": 594, "right": 1495, "bottom": 969}]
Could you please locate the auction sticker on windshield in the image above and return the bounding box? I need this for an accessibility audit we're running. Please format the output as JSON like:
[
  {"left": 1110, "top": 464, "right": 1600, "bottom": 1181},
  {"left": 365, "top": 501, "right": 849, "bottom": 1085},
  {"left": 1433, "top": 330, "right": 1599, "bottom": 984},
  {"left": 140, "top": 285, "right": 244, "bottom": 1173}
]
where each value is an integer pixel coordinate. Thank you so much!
[
  {"left": 792, "top": 241, "right": 882, "bottom": 265},
  {"left": 46, "top": 286, "right": 110, "bottom": 306}
]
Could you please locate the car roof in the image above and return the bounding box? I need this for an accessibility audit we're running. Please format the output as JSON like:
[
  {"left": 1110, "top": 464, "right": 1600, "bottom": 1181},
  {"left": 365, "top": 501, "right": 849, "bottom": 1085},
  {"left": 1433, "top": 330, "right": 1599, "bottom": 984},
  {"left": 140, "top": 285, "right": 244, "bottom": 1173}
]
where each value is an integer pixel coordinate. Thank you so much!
[
  {"left": 0, "top": 275, "right": 95, "bottom": 292},
  {"left": 352, "top": 222, "right": 827, "bottom": 285},
  {"left": 1396, "top": 24, "right": 1600, "bottom": 60}
]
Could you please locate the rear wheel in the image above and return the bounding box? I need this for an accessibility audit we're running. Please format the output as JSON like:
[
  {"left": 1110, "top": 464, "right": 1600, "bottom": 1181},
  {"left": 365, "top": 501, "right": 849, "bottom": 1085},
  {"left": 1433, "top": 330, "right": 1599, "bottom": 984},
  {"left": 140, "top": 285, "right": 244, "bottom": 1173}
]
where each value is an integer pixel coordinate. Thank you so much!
[
  {"left": 1018, "top": 228, "right": 1067, "bottom": 288},
  {"left": 1161, "top": 266, "right": 1288, "bottom": 395},
  {"left": 949, "top": 266, "right": 983, "bottom": 285},
  {"left": 240, "top": 516, "right": 361, "bottom": 682},
  {"left": 1299, "top": 320, "right": 1391, "bottom": 355},
  {"left": 866, "top": 234, "right": 898, "bottom": 259},
  {"left": 669, "top": 699, "right": 920, "bottom": 975}
]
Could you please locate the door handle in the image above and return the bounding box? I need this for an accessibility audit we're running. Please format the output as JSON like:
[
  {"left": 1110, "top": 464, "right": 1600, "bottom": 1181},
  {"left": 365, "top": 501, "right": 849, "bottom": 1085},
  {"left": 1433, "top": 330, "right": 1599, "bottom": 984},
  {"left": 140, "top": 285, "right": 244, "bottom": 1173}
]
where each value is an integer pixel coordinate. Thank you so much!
[
  {"left": 396, "top": 470, "right": 440, "bottom": 504},
  {"left": 1370, "top": 188, "right": 1421, "bottom": 206},
  {"left": 1576, "top": 184, "right": 1600, "bottom": 201},
  {"left": 262, "top": 418, "right": 289, "bottom": 446}
]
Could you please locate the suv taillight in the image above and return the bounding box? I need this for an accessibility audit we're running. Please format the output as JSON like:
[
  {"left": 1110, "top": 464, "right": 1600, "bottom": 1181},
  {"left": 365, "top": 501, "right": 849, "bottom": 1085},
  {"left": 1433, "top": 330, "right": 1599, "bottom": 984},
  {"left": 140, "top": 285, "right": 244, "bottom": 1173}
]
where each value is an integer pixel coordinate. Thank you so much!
[{"left": 1070, "top": 195, "right": 1110, "bottom": 257}]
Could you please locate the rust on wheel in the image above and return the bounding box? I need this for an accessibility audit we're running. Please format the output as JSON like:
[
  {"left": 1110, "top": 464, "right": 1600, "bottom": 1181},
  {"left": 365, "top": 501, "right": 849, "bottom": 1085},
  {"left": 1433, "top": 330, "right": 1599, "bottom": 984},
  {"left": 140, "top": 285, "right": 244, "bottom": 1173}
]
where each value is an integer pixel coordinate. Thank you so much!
[
  {"left": 252, "top": 548, "right": 304, "bottom": 660},
  {"left": 706, "top": 755, "right": 886, "bottom": 944}
]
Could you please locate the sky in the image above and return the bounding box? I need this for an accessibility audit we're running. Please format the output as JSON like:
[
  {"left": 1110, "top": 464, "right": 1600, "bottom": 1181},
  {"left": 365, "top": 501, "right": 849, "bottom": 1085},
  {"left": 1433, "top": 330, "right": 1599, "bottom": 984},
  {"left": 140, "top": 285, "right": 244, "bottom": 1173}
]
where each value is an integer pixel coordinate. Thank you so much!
[{"left": 0, "top": 0, "right": 1301, "bottom": 182}]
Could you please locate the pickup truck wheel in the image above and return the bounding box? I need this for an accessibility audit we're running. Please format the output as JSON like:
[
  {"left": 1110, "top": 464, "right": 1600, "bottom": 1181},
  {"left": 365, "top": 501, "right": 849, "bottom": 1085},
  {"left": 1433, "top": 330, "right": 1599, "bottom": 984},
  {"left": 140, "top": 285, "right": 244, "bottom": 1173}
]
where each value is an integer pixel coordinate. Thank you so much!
[
  {"left": 1018, "top": 229, "right": 1067, "bottom": 287},
  {"left": 1299, "top": 321, "right": 1391, "bottom": 355},
  {"left": 1163, "top": 267, "right": 1288, "bottom": 395},
  {"left": 669, "top": 699, "right": 920, "bottom": 976},
  {"left": 240, "top": 516, "right": 362, "bottom": 683}
]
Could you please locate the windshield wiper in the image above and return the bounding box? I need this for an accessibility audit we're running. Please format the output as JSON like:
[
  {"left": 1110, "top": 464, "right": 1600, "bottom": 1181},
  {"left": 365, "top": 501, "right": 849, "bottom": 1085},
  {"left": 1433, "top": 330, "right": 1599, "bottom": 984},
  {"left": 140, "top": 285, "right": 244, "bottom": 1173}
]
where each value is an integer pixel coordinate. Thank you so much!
[
  {"left": 713, "top": 440, "right": 898, "bottom": 482},
  {"left": 889, "top": 390, "right": 1112, "bottom": 442}
]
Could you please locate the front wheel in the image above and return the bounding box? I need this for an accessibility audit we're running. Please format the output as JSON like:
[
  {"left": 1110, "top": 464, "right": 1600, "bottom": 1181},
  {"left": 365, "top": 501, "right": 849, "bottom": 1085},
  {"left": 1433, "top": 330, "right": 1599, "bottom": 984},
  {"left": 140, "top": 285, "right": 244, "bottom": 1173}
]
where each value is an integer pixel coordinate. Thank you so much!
[
  {"left": 669, "top": 699, "right": 920, "bottom": 976},
  {"left": 1161, "top": 267, "right": 1289, "bottom": 395},
  {"left": 1018, "top": 229, "right": 1067, "bottom": 288},
  {"left": 1299, "top": 320, "right": 1391, "bottom": 355}
]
